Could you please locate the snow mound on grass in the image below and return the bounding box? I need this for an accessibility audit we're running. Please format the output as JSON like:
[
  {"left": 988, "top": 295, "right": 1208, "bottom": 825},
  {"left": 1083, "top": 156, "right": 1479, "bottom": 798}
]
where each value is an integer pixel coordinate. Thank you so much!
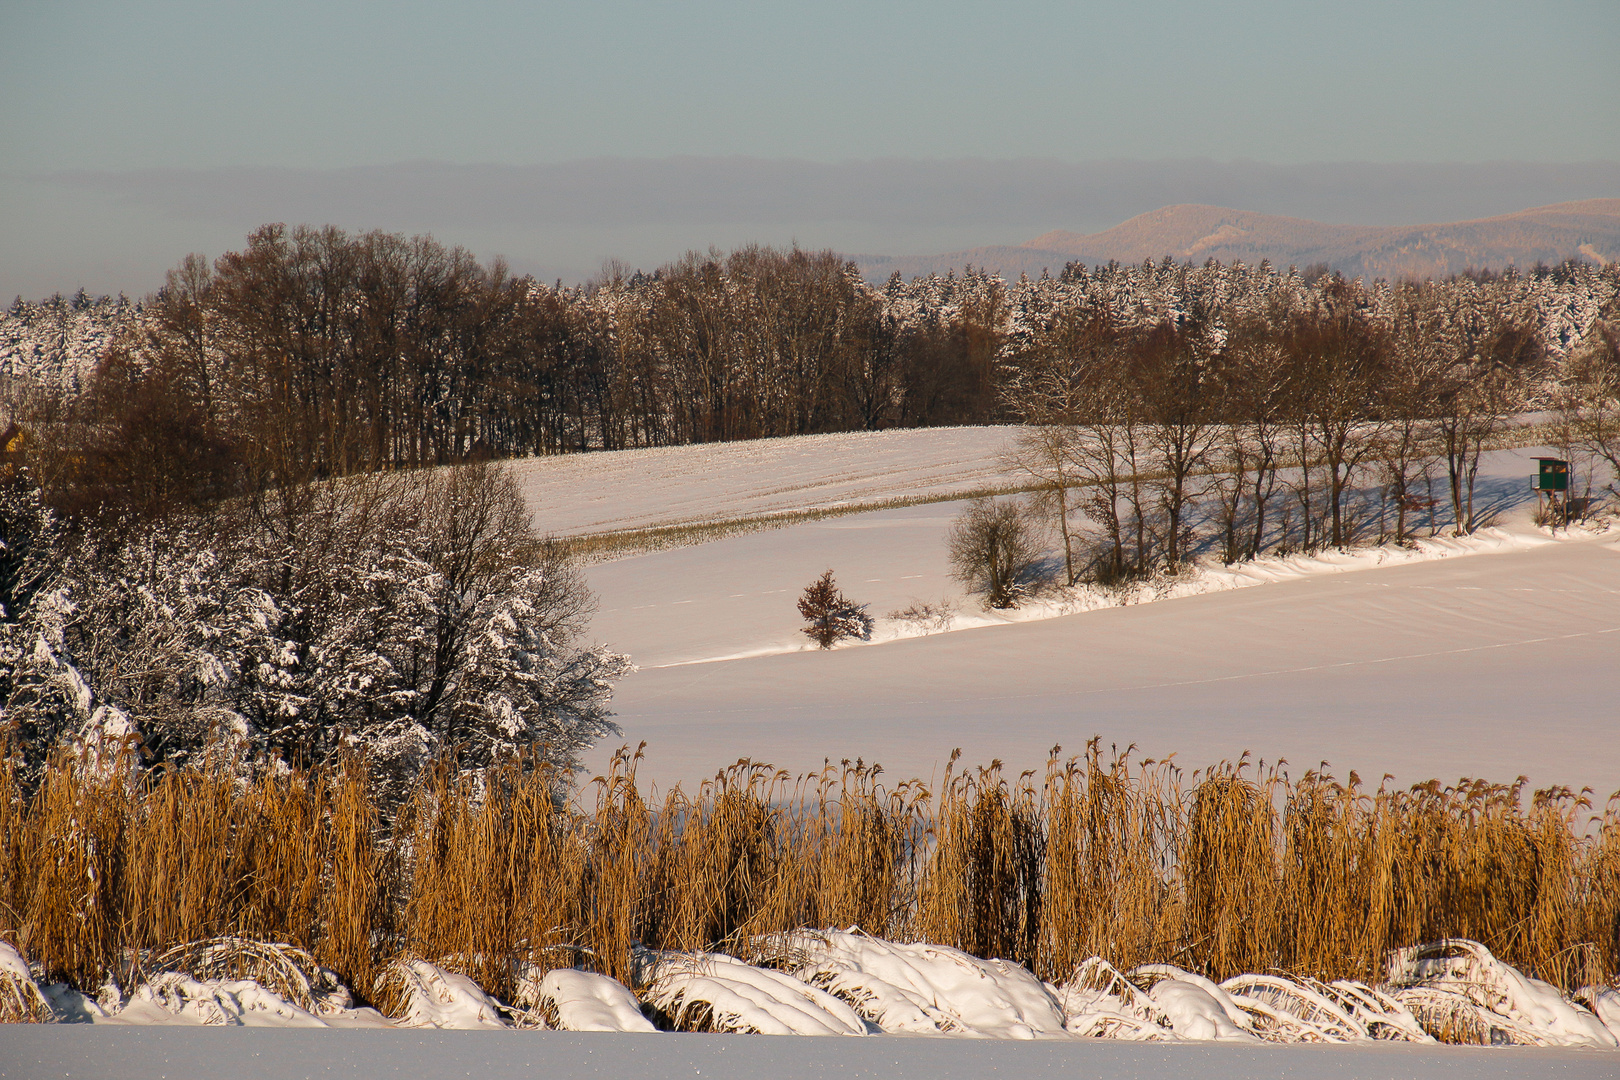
[
  {"left": 0, "top": 943, "right": 55, "bottom": 1023},
  {"left": 1219, "top": 973, "right": 1373, "bottom": 1042},
  {"left": 107, "top": 973, "right": 329, "bottom": 1027},
  {"left": 1055, "top": 960, "right": 1431, "bottom": 1044},
  {"left": 140, "top": 937, "right": 363, "bottom": 1018},
  {"left": 1055, "top": 958, "right": 1173, "bottom": 1040},
  {"left": 1319, "top": 980, "right": 1433, "bottom": 1042},
  {"left": 637, "top": 949, "right": 867, "bottom": 1035},
  {"left": 513, "top": 966, "right": 656, "bottom": 1032},
  {"left": 1576, "top": 986, "right": 1620, "bottom": 1040},
  {"left": 1388, "top": 939, "right": 1617, "bottom": 1048},
  {"left": 43, "top": 973, "right": 392, "bottom": 1028},
  {"left": 1130, "top": 965, "right": 1256, "bottom": 1042},
  {"left": 380, "top": 960, "right": 509, "bottom": 1029},
  {"left": 769, "top": 930, "right": 1066, "bottom": 1038},
  {"left": 87, "top": 939, "right": 393, "bottom": 1028},
  {"left": 987, "top": 527, "right": 1554, "bottom": 629}
]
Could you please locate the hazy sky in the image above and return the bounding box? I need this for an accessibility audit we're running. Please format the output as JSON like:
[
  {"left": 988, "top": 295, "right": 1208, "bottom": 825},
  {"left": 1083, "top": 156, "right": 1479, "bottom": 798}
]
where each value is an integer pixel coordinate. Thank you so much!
[{"left": 3, "top": 0, "right": 1617, "bottom": 296}]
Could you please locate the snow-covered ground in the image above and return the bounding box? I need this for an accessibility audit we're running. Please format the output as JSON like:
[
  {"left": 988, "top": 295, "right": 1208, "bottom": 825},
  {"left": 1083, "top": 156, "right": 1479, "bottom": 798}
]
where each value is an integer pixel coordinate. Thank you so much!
[
  {"left": 567, "top": 433, "right": 1620, "bottom": 795},
  {"left": 4, "top": 1027, "right": 1617, "bottom": 1080}
]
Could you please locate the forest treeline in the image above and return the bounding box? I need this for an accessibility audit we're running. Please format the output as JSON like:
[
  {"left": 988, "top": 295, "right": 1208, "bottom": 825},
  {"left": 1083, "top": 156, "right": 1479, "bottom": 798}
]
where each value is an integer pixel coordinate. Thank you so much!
[{"left": 2, "top": 224, "right": 1618, "bottom": 528}]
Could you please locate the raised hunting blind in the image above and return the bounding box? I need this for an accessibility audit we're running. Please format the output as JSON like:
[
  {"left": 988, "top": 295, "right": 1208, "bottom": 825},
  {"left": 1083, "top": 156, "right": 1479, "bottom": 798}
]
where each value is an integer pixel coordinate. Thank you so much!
[
  {"left": 1533, "top": 458, "right": 1569, "bottom": 493},
  {"left": 1533, "top": 457, "right": 1570, "bottom": 525}
]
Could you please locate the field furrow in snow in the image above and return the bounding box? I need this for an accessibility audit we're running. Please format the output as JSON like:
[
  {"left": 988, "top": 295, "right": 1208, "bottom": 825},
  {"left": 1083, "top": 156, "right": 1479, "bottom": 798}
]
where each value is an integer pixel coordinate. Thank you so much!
[{"left": 512, "top": 427, "right": 1021, "bottom": 536}]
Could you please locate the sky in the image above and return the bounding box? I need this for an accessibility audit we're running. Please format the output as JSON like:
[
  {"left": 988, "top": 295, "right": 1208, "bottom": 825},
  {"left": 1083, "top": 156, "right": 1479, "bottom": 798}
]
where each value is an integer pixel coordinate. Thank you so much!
[{"left": 2, "top": 0, "right": 1617, "bottom": 297}]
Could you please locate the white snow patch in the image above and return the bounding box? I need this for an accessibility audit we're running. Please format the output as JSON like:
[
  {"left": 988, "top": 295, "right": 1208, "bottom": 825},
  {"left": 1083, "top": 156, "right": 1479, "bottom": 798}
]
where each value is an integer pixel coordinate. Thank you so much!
[
  {"left": 100, "top": 973, "right": 329, "bottom": 1027},
  {"left": 511, "top": 427, "right": 1021, "bottom": 539},
  {"left": 1130, "top": 965, "right": 1257, "bottom": 1042},
  {"left": 1577, "top": 986, "right": 1620, "bottom": 1040},
  {"left": 0, "top": 943, "right": 56, "bottom": 1023},
  {"left": 1055, "top": 958, "right": 1173, "bottom": 1040},
  {"left": 656, "top": 525, "right": 1558, "bottom": 667}
]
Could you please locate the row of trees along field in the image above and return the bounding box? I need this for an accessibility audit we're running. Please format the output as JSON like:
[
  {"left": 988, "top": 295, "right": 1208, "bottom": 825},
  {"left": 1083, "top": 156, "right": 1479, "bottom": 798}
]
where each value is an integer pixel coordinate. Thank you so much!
[
  {"left": 1002, "top": 281, "right": 1564, "bottom": 586},
  {"left": 2, "top": 225, "right": 1618, "bottom": 530}
]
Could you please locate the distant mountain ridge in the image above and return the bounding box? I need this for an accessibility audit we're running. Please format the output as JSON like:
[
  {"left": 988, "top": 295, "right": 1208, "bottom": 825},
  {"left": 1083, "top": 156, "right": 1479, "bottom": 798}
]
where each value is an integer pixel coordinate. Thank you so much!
[{"left": 857, "top": 199, "right": 1620, "bottom": 283}]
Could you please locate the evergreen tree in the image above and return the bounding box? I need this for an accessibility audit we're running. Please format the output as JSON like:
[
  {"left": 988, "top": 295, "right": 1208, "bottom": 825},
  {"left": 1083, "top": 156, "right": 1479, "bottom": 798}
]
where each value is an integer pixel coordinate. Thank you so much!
[{"left": 797, "top": 570, "right": 871, "bottom": 649}]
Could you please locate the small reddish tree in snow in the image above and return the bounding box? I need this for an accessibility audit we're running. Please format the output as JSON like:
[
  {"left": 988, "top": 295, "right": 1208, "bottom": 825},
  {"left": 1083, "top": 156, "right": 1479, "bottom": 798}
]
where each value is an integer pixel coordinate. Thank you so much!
[{"left": 797, "top": 570, "right": 872, "bottom": 649}]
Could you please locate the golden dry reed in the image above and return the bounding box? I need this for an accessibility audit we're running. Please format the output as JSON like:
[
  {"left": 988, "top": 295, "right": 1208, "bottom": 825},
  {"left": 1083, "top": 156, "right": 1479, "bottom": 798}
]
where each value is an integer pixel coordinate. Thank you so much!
[{"left": 2, "top": 738, "right": 1618, "bottom": 1006}]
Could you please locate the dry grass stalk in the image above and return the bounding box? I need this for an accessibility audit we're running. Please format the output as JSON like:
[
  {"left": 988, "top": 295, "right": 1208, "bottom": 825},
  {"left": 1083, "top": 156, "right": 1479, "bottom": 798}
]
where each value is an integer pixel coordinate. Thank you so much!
[
  {"left": 582, "top": 744, "right": 653, "bottom": 987},
  {"left": 1041, "top": 741, "right": 1181, "bottom": 980},
  {"left": 916, "top": 753, "right": 1045, "bottom": 970},
  {"left": 644, "top": 761, "right": 787, "bottom": 953},
  {"left": 0, "top": 750, "right": 33, "bottom": 956},
  {"left": 320, "top": 756, "right": 383, "bottom": 998},
  {"left": 395, "top": 752, "right": 579, "bottom": 1006},
  {"left": 1180, "top": 756, "right": 1282, "bottom": 979},
  {"left": 806, "top": 760, "right": 927, "bottom": 939},
  {"left": 22, "top": 748, "right": 130, "bottom": 989},
  {"left": 1279, "top": 768, "right": 1381, "bottom": 981}
]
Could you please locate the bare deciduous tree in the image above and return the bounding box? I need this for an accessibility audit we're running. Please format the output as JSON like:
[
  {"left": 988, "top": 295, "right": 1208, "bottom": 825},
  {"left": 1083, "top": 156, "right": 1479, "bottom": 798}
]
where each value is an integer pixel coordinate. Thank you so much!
[
  {"left": 1005, "top": 424, "right": 1084, "bottom": 586},
  {"left": 947, "top": 498, "right": 1041, "bottom": 609}
]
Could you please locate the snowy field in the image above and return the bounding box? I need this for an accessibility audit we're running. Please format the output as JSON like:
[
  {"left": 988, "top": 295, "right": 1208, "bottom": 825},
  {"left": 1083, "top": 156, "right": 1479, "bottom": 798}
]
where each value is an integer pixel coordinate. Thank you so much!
[
  {"left": 571, "top": 432, "right": 1620, "bottom": 795},
  {"left": 511, "top": 427, "right": 1021, "bottom": 537},
  {"left": 3, "top": 1027, "right": 1617, "bottom": 1080}
]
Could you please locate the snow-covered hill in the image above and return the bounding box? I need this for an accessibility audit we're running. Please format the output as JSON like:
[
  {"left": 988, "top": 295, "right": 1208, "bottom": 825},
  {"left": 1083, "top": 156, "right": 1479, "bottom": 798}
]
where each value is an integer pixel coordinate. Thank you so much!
[
  {"left": 511, "top": 426, "right": 1023, "bottom": 538},
  {"left": 538, "top": 432, "right": 1620, "bottom": 797},
  {"left": 861, "top": 199, "right": 1620, "bottom": 284}
]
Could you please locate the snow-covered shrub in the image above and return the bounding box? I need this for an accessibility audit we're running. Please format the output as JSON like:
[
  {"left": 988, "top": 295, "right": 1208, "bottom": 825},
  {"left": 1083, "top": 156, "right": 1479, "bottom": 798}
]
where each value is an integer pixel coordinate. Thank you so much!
[
  {"left": 1218, "top": 972, "right": 1372, "bottom": 1042},
  {"left": 636, "top": 949, "right": 868, "bottom": 1035},
  {"left": 375, "top": 959, "right": 510, "bottom": 1029},
  {"left": 1056, "top": 957, "right": 1172, "bottom": 1039},
  {"left": 885, "top": 598, "right": 956, "bottom": 635},
  {"left": 1575, "top": 984, "right": 1620, "bottom": 1040},
  {"left": 770, "top": 930, "right": 1066, "bottom": 1038},
  {"left": 0, "top": 468, "right": 86, "bottom": 789},
  {"left": 139, "top": 937, "right": 344, "bottom": 1015},
  {"left": 0, "top": 462, "right": 628, "bottom": 803},
  {"left": 119, "top": 972, "right": 330, "bottom": 1027},
  {"left": 1318, "top": 979, "right": 1433, "bottom": 1042},
  {"left": 1129, "top": 964, "right": 1256, "bottom": 1042}
]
